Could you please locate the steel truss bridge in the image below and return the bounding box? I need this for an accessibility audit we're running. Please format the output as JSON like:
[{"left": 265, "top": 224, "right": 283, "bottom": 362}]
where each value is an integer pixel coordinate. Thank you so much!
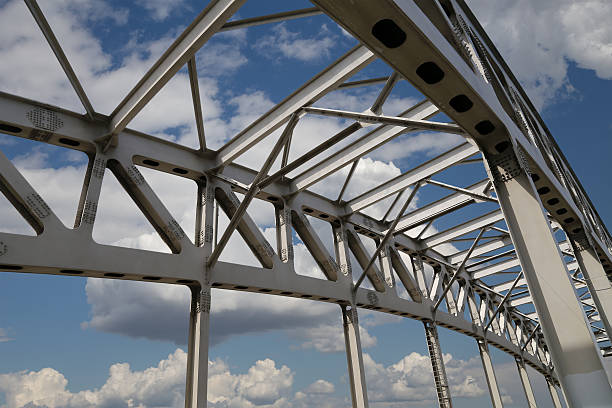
[{"left": 1, "top": 0, "right": 612, "bottom": 407}]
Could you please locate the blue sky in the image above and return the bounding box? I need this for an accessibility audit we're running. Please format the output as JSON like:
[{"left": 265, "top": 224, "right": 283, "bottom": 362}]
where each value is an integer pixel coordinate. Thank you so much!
[{"left": 0, "top": 0, "right": 611, "bottom": 407}]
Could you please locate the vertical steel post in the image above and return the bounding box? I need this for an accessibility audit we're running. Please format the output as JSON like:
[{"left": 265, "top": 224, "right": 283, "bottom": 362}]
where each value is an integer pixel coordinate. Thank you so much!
[
  {"left": 484, "top": 145, "right": 612, "bottom": 406},
  {"left": 515, "top": 358, "right": 537, "bottom": 408},
  {"left": 568, "top": 232, "right": 612, "bottom": 340},
  {"left": 476, "top": 339, "right": 504, "bottom": 408},
  {"left": 342, "top": 305, "right": 369, "bottom": 408},
  {"left": 185, "top": 286, "right": 211, "bottom": 408},
  {"left": 185, "top": 180, "right": 215, "bottom": 408},
  {"left": 423, "top": 321, "right": 453, "bottom": 408},
  {"left": 546, "top": 377, "right": 564, "bottom": 408},
  {"left": 466, "top": 291, "right": 504, "bottom": 407}
]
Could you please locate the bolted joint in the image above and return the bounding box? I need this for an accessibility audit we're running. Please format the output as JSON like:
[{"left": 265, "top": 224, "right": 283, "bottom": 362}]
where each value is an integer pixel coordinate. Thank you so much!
[
  {"left": 569, "top": 229, "right": 592, "bottom": 251},
  {"left": 191, "top": 287, "right": 211, "bottom": 314},
  {"left": 486, "top": 144, "right": 530, "bottom": 183}
]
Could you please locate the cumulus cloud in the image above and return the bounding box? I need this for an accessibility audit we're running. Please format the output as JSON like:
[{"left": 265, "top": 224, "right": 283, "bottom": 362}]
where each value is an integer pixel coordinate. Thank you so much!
[
  {"left": 0, "top": 349, "right": 297, "bottom": 408},
  {"left": 465, "top": 0, "right": 612, "bottom": 109},
  {"left": 0, "top": 349, "right": 505, "bottom": 408},
  {"left": 136, "top": 0, "right": 185, "bottom": 21},
  {"left": 304, "top": 379, "right": 335, "bottom": 394},
  {"left": 255, "top": 23, "right": 336, "bottom": 62}
]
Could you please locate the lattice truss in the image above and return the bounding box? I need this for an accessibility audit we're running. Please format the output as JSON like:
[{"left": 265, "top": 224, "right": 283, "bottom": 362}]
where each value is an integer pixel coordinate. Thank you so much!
[{"left": 1, "top": 0, "right": 612, "bottom": 407}]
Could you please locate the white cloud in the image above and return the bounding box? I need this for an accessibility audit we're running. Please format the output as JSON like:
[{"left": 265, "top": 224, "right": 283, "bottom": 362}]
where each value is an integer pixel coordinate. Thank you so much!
[
  {"left": 366, "top": 132, "right": 463, "bottom": 163},
  {"left": 255, "top": 23, "right": 336, "bottom": 62},
  {"left": 465, "top": 0, "right": 612, "bottom": 109},
  {"left": 304, "top": 379, "right": 335, "bottom": 394},
  {"left": 0, "top": 349, "right": 297, "bottom": 408},
  {"left": 0, "top": 328, "right": 13, "bottom": 342},
  {"left": 0, "top": 349, "right": 505, "bottom": 408},
  {"left": 362, "top": 351, "right": 490, "bottom": 405},
  {"left": 136, "top": 0, "right": 185, "bottom": 21},
  {"left": 291, "top": 323, "right": 377, "bottom": 353}
]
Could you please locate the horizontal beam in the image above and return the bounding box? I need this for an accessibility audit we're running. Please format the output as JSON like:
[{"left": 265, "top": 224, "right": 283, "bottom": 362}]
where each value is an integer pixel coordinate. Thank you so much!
[
  {"left": 292, "top": 100, "right": 439, "bottom": 192},
  {"left": 347, "top": 142, "right": 479, "bottom": 213},
  {"left": 472, "top": 259, "right": 521, "bottom": 279},
  {"left": 216, "top": 45, "right": 375, "bottom": 166},
  {"left": 219, "top": 7, "right": 322, "bottom": 31},
  {"left": 302, "top": 106, "right": 465, "bottom": 134},
  {"left": 422, "top": 209, "right": 504, "bottom": 248},
  {"left": 394, "top": 179, "right": 490, "bottom": 234}
]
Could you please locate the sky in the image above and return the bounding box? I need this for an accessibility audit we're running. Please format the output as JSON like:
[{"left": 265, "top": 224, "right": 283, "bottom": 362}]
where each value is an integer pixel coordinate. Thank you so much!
[{"left": 0, "top": 0, "right": 611, "bottom": 407}]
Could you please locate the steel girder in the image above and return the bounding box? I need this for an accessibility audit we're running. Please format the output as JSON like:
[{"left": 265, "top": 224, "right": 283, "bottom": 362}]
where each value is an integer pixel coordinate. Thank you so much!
[{"left": 1, "top": 0, "right": 612, "bottom": 406}]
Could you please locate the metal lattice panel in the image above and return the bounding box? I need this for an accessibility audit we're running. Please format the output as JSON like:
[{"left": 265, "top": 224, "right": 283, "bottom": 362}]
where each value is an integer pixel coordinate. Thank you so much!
[{"left": 1, "top": 0, "right": 611, "bottom": 406}]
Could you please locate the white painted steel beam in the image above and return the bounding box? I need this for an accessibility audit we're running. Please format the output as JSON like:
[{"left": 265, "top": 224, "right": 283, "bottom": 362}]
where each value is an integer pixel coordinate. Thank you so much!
[
  {"left": 487, "top": 151, "right": 612, "bottom": 405},
  {"left": 471, "top": 258, "right": 520, "bottom": 279},
  {"left": 448, "top": 236, "right": 513, "bottom": 265},
  {"left": 422, "top": 209, "right": 504, "bottom": 249},
  {"left": 569, "top": 239, "right": 612, "bottom": 346},
  {"left": 394, "top": 178, "right": 490, "bottom": 234},
  {"left": 110, "top": 0, "right": 246, "bottom": 134},
  {"left": 342, "top": 305, "right": 369, "bottom": 408},
  {"left": 185, "top": 287, "right": 211, "bottom": 408},
  {"left": 292, "top": 100, "right": 439, "bottom": 192},
  {"left": 424, "top": 321, "right": 453, "bottom": 408},
  {"left": 24, "top": 0, "right": 95, "bottom": 119},
  {"left": 216, "top": 45, "right": 375, "bottom": 166},
  {"left": 347, "top": 142, "right": 479, "bottom": 213},
  {"left": 302, "top": 106, "right": 465, "bottom": 134},
  {"left": 515, "top": 359, "right": 537, "bottom": 408}
]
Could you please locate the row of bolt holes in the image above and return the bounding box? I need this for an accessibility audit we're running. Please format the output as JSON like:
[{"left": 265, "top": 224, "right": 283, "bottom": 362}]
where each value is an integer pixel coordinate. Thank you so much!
[
  {"left": 372, "top": 20, "right": 588, "bottom": 238},
  {"left": 531, "top": 173, "right": 582, "bottom": 234},
  {"left": 214, "top": 283, "right": 333, "bottom": 301},
  {"left": 0, "top": 123, "right": 80, "bottom": 147},
  {"left": 0, "top": 265, "right": 197, "bottom": 284},
  {"left": 371, "top": 19, "right": 496, "bottom": 137}
]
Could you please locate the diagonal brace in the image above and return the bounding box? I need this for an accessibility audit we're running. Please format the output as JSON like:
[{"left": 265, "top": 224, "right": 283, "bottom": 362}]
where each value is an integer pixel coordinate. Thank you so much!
[
  {"left": 483, "top": 271, "right": 524, "bottom": 335},
  {"left": 353, "top": 181, "right": 422, "bottom": 293},
  {"left": 433, "top": 227, "right": 487, "bottom": 312},
  {"left": 207, "top": 115, "right": 298, "bottom": 268}
]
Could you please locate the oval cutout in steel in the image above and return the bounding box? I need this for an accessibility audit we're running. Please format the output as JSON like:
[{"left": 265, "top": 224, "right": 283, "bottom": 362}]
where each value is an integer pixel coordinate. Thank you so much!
[
  {"left": 475, "top": 120, "right": 495, "bottom": 135},
  {"left": 142, "top": 159, "right": 159, "bottom": 167},
  {"left": 416, "top": 62, "right": 445, "bottom": 84},
  {"left": 0, "top": 123, "right": 22, "bottom": 133},
  {"left": 449, "top": 94, "right": 473, "bottom": 113},
  {"left": 371, "top": 19, "right": 406, "bottom": 48},
  {"left": 58, "top": 138, "right": 80, "bottom": 147}
]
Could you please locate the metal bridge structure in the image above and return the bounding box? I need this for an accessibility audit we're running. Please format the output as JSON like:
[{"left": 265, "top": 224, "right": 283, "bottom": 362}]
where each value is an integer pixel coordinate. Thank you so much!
[{"left": 1, "top": 0, "right": 612, "bottom": 407}]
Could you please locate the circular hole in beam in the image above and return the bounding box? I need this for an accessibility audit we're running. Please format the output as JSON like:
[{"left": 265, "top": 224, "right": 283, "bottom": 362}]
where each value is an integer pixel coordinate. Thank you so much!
[
  {"left": 104, "top": 272, "right": 124, "bottom": 278},
  {"left": 142, "top": 276, "right": 161, "bottom": 281}
]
